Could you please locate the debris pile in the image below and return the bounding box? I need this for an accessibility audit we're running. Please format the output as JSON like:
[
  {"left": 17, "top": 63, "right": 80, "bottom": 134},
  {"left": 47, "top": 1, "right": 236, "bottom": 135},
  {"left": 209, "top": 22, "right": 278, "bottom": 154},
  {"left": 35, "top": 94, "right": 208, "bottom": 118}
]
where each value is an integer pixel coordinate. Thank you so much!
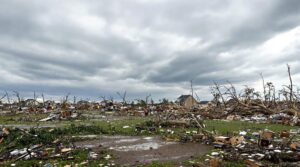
[
  {"left": 0, "top": 127, "right": 113, "bottom": 166},
  {"left": 39, "top": 110, "right": 80, "bottom": 122},
  {"left": 196, "top": 128, "right": 300, "bottom": 166}
]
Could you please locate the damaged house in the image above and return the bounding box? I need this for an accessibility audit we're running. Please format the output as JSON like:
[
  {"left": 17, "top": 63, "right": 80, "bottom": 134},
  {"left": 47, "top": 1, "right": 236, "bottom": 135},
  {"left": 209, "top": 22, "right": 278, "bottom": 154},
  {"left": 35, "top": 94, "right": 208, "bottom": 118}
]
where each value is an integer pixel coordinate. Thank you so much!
[
  {"left": 45, "top": 100, "right": 55, "bottom": 111},
  {"left": 76, "top": 100, "right": 91, "bottom": 110},
  {"left": 25, "top": 99, "right": 40, "bottom": 107},
  {"left": 176, "top": 95, "right": 198, "bottom": 109}
]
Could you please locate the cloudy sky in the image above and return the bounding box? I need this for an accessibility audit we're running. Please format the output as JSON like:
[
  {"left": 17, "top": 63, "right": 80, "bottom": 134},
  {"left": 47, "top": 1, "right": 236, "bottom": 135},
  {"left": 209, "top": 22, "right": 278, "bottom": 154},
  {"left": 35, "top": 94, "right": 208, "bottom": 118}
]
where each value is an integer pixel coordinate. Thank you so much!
[{"left": 1, "top": 0, "right": 300, "bottom": 101}]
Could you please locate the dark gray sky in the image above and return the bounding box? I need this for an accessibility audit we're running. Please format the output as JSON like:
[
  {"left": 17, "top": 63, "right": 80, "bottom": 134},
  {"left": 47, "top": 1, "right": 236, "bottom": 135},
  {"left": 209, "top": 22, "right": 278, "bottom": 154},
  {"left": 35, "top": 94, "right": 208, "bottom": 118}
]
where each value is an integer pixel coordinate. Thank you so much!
[{"left": 1, "top": 0, "right": 300, "bottom": 101}]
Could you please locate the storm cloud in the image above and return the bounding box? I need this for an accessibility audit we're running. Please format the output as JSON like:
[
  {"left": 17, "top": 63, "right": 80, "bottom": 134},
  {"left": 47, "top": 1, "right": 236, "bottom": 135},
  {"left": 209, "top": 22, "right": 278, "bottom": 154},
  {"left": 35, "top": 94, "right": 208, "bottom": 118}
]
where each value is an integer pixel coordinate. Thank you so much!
[{"left": 1, "top": 0, "right": 300, "bottom": 101}]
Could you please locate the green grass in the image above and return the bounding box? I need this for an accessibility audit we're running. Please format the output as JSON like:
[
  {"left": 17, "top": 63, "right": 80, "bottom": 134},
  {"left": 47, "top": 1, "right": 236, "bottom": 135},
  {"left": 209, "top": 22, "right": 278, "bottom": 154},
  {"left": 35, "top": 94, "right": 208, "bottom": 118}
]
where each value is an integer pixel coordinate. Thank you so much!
[
  {"left": 0, "top": 113, "right": 49, "bottom": 124},
  {"left": 1, "top": 113, "right": 297, "bottom": 137},
  {"left": 0, "top": 117, "right": 152, "bottom": 152},
  {"left": 204, "top": 120, "right": 296, "bottom": 135},
  {"left": 71, "top": 117, "right": 153, "bottom": 135}
]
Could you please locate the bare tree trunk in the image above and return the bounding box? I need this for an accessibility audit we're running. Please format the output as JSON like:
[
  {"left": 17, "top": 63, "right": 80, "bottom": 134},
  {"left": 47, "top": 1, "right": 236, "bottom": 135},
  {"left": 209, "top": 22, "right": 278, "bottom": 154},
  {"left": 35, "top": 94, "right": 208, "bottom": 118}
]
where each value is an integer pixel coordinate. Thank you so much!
[
  {"left": 260, "top": 73, "right": 266, "bottom": 103},
  {"left": 0, "top": 93, "right": 6, "bottom": 101},
  {"left": 62, "top": 93, "right": 70, "bottom": 111},
  {"left": 145, "top": 94, "right": 151, "bottom": 107},
  {"left": 41, "top": 93, "right": 45, "bottom": 108},
  {"left": 287, "top": 64, "right": 299, "bottom": 117},
  {"left": 287, "top": 64, "right": 293, "bottom": 104},
  {"left": 195, "top": 92, "right": 201, "bottom": 102},
  {"left": 13, "top": 91, "right": 21, "bottom": 111},
  {"left": 213, "top": 81, "right": 227, "bottom": 108},
  {"left": 117, "top": 91, "right": 127, "bottom": 105},
  {"left": 5, "top": 91, "right": 11, "bottom": 111},
  {"left": 33, "top": 91, "right": 37, "bottom": 111},
  {"left": 65, "top": 93, "right": 70, "bottom": 102},
  {"left": 272, "top": 87, "right": 276, "bottom": 106}
]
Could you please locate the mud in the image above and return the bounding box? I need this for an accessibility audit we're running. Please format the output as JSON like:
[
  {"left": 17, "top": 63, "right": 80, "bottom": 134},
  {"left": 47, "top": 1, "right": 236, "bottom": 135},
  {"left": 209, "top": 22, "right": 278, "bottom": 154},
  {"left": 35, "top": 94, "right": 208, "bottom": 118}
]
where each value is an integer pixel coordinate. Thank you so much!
[{"left": 75, "top": 135, "right": 211, "bottom": 165}]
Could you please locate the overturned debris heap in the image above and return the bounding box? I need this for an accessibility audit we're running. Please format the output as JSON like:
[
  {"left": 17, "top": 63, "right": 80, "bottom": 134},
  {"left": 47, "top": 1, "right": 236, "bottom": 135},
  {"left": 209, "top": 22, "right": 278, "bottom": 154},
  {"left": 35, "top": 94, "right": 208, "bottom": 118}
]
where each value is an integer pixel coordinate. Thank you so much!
[
  {"left": 138, "top": 111, "right": 300, "bottom": 166},
  {"left": 205, "top": 128, "right": 300, "bottom": 166}
]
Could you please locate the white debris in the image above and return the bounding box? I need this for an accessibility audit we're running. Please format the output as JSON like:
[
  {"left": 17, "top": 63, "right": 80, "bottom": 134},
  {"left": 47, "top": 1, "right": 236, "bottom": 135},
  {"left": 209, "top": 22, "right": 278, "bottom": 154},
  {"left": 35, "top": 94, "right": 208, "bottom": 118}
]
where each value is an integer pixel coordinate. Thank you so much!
[
  {"left": 211, "top": 152, "right": 219, "bottom": 156},
  {"left": 239, "top": 131, "right": 247, "bottom": 136},
  {"left": 104, "top": 154, "right": 111, "bottom": 160}
]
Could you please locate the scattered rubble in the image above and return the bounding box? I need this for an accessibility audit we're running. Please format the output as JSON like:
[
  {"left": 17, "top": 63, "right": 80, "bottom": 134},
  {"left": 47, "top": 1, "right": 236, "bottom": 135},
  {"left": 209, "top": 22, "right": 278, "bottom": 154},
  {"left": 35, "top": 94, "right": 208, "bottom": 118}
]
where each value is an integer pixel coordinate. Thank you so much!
[
  {"left": 39, "top": 110, "right": 80, "bottom": 122},
  {"left": 184, "top": 127, "right": 300, "bottom": 166},
  {"left": 0, "top": 127, "right": 113, "bottom": 166}
]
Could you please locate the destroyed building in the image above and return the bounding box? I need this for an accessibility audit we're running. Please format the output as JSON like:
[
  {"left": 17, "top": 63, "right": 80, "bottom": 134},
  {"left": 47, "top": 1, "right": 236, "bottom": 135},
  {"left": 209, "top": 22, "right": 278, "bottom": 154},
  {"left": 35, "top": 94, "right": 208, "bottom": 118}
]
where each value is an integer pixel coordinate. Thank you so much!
[
  {"left": 76, "top": 100, "right": 92, "bottom": 110},
  {"left": 176, "top": 95, "right": 198, "bottom": 109},
  {"left": 24, "top": 99, "right": 40, "bottom": 106}
]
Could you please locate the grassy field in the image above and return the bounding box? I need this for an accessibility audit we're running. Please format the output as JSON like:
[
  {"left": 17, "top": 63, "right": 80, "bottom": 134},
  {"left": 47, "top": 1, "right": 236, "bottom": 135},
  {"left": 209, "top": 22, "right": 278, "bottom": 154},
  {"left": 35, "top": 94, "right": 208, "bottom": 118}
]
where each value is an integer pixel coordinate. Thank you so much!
[
  {"left": 0, "top": 112, "right": 297, "bottom": 135},
  {"left": 0, "top": 113, "right": 299, "bottom": 166},
  {"left": 0, "top": 113, "right": 49, "bottom": 124},
  {"left": 204, "top": 120, "right": 295, "bottom": 134}
]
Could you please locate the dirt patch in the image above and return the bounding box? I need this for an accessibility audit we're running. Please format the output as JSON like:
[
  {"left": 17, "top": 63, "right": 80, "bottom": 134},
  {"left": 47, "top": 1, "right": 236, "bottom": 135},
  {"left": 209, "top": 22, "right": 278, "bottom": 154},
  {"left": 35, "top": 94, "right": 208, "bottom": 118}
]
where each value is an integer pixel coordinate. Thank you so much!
[{"left": 75, "top": 135, "right": 211, "bottom": 165}]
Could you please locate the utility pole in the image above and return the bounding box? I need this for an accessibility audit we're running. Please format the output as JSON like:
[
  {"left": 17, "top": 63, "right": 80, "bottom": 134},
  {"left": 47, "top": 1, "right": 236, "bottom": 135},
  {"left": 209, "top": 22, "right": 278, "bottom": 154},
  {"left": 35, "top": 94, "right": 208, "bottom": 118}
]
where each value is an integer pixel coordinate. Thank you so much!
[
  {"left": 191, "top": 80, "right": 194, "bottom": 107},
  {"left": 287, "top": 64, "right": 293, "bottom": 103}
]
